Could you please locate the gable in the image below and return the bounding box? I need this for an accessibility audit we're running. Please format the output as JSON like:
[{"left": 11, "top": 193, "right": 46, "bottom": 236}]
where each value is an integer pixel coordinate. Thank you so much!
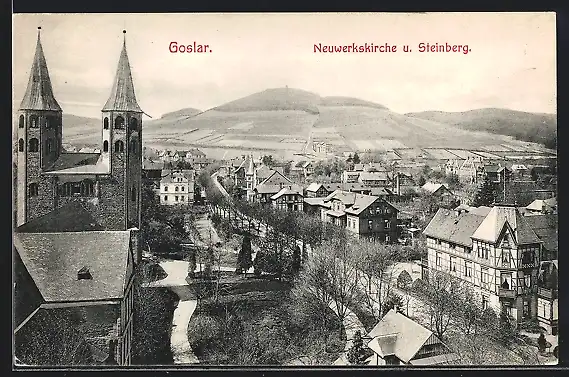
[{"left": 261, "top": 170, "right": 292, "bottom": 186}]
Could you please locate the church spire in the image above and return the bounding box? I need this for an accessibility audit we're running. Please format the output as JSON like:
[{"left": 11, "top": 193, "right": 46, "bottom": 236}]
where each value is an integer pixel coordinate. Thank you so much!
[
  {"left": 19, "top": 27, "right": 62, "bottom": 111},
  {"left": 102, "top": 30, "right": 143, "bottom": 113}
]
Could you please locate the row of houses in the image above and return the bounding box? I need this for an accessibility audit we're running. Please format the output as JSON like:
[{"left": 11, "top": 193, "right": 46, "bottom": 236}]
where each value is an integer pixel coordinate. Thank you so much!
[{"left": 145, "top": 148, "right": 213, "bottom": 172}]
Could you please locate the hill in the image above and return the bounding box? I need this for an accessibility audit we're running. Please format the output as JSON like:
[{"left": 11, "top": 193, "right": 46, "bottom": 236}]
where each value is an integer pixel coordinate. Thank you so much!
[
  {"left": 159, "top": 108, "right": 202, "bottom": 119},
  {"left": 213, "top": 88, "right": 322, "bottom": 114},
  {"left": 406, "top": 108, "right": 557, "bottom": 149}
]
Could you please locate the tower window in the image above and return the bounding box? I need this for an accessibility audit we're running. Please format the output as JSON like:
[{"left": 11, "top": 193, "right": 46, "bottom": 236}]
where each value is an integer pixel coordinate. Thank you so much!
[
  {"left": 28, "top": 183, "right": 39, "bottom": 197},
  {"left": 44, "top": 117, "right": 51, "bottom": 129},
  {"left": 81, "top": 179, "right": 94, "bottom": 196},
  {"left": 30, "top": 116, "right": 38, "bottom": 128},
  {"left": 115, "top": 116, "right": 125, "bottom": 129},
  {"left": 115, "top": 140, "right": 124, "bottom": 152},
  {"left": 18, "top": 115, "right": 24, "bottom": 128},
  {"left": 131, "top": 186, "right": 137, "bottom": 201},
  {"left": 46, "top": 139, "right": 53, "bottom": 153},
  {"left": 77, "top": 267, "right": 92, "bottom": 280},
  {"left": 18, "top": 139, "right": 24, "bottom": 152},
  {"left": 130, "top": 139, "right": 137, "bottom": 153},
  {"left": 129, "top": 118, "right": 138, "bottom": 132},
  {"left": 104, "top": 117, "right": 109, "bottom": 130},
  {"left": 28, "top": 138, "right": 39, "bottom": 152},
  {"left": 103, "top": 140, "right": 109, "bottom": 152}
]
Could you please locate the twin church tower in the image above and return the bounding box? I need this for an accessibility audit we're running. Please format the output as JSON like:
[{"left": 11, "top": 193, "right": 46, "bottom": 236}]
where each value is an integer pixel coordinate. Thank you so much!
[{"left": 15, "top": 28, "right": 144, "bottom": 230}]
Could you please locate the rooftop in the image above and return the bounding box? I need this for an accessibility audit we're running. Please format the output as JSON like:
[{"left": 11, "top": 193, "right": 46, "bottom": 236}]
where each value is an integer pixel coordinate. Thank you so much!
[{"left": 16, "top": 202, "right": 104, "bottom": 233}]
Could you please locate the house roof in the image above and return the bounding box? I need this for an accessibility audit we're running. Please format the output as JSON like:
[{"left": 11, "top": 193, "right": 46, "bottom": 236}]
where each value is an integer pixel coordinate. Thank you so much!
[
  {"left": 254, "top": 184, "right": 283, "bottom": 194},
  {"left": 44, "top": 153, "right": 110, "bottom": 175},
  {"left": 16, "top": 202, "right": 104, "bottom": 233},
  {"left": 102, "top": 35, "right": 143, "bottom": 112},
  {"left": 160, "top": 169, "right": 194, "bottom": 183},
  {"left": 255, "top": 165, "right": 274, "bottom": 180},
  {"left": 526, "top": 198, "right": 557, "bottom": 212},
  {"left": 423, "top": 208, "right": 486, "bottom": 247},
  {"left": 370, "top": 187, "right": 393, "bottom": 197},
  {"left": 143, "top": 159, "right": 164, "bottom": 170},
  {"left": 19, "top": 29, "right": 62, "bottom": 111},
  {"left": 270, "top": 185, "right": 304, "bottom": 200},
  {"left": 471, "top": 205, "right": 541, "bottom": 245},
  {"left": 14, "top": 231, "right": 131, "bottom": 302},
  {"left": 367, "top": 309, "right": 436, "bottom": 363},
  {"left": 326, "top": 210, "right": 346, "bottom": 217},
  {"left": 421, "top": 182, "right": 451, "bottom": 195},
  {"left": 367, "top": 334, "right": 398, "bottom": 357},
  {"left": 358, "top": 171, "right": 388, "bottom": 181},
  {"left": 246, "top": 155, "right": 255, "bottom": 175},
  {"left": 409, "top": 353, "right": 461, "bottom": 365},
  {"left": 524, "top": 214, "right": 558, "bottom": 253},
  {"left": 44, "top": 153, "right": 101, "bottom": 172},
  {"left": 259, "top": 169, "right": 292, "bottom": 186},
  {"left": 484, "top": 164, "right": 510, "bottom": 173},
  {"left": 304, "top": 197, "right": 325, "bottom": 206},
  {"left": 344, "top": 195, "right": 381, "bottom": 215},
  {"left": 306, "top": 182, "right": 323, "bottom": 192}
]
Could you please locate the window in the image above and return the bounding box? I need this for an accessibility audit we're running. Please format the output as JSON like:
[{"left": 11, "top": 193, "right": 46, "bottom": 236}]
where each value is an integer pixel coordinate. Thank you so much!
[
  {"left": 481, "top": 267, "right": 490, "bottom": 289},
  {"left": 478, "top": 243, "right": 489, "bottom": 259},
  {"left": 115, "top": 116, "right": 125, "bottom": 129},
  {"left": 28, "top": 183, "right": 39, "bottom": 197},
  {"left": 19, "top": 115, "right": 24, "bottom": 128},
  {"left": 436, "top": 253, "right": 442, "bottom": 267},
  {"left": 525, "top": 274, "right": 532, "bottom": 288},
  {"left": 435, "top": 239, "right": 441, "bottom": 245},
  {"left": 103, "top": 140, "right": 109, "bottom": 152},
  {"left": 501, "top": 273, "right": 512, "bottom": 290},
  {"left": 46, "top": 138, "right": 52, "bottom": 153},
  {"left": 164, "top": 186, "right": 168, "bottom": 192},
  {"left": 386, "top": 235, "right": 390, "bottom": 242},
  {"left": 522, "top": 249, "right": 534, "bottom": 265},
  {"left": 449, "top": 243, "right": 456, "bottom": 250},
  {"left": 482, "top": 295, "right": 488, "bottom": 310},
  {"left": 129, "top": 118, "right": 138, "bottom": 131},
  {"left": 104, "top": 117, "right": 109, "bottom": 129},
  {"left": 81, "top": 180, "right": 94, "bottom": 196},
  {"left": 18, "top": 139, "right": 24, "bottom": 152},
  {"left": 130, "top": 139, "right": 137, "bottom": 153},
  {"left": 181, "top": 186, "right": 185, "bottom": 191},
  {"left": 368, "top": 220, "right": 373, "bottom": 230},
  {"left": 115, "top": 140, "right": 124, "bottom": 152},
  {"left": 465, "top": 261, "right": 472, "bottom": 277},
  {"left": 30, "top": 115, "right": 38, "bottom": 128},
  {"left": 28, "top": 138, "right": 39, "bottom": 152},
  {"left": 175, "top": 186, "right": 179, "bottom": 192},
  {"left": 164, "top": 195, "right": 168, "bottom": 201},
  {"left": 131, "top": 186, "right": 136, "bottom": 201},
  {"left": 44, "top": 117, "right": 51, "bottom": 129},
  {"left": 386, "top": 220, "right": 391, "bottom": 228},
  {"left": 523, "top": 300, "right": 530, "bottom": 317},
  {"left": 175, "top": 196, "right": 179, "bottom": 202},
  {"left": 502, "top": 249, "right": 510, "bottom": 264},
  {"left": 450, "top": 257, "right": 456, "bottom": 272},
  {"left": 181, "top": 196, "right": 185, "bottom": 201}
]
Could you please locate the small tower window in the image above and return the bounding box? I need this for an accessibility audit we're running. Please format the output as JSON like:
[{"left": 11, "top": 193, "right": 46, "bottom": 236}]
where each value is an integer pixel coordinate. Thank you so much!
[
  {"left": 129, "top": 118, "right": 138, "bottom": 132},
  {"left": 115, "top": 116, "right": 125, "bottom": 129},
  {"left": 130, "top": 139, "right": 137, "bottom": 153},
  {"left": 18, "top": 139, "right": 24, "bottom": 152},
  {"left": 131, "top": 186, "right": 137, "bottom": 201},
  {"left": 77, "top": 266, "right": 92, "bottom": 280},
  {"left": 28, "top": 183, "right": 39, "bottom": 197},
  {"left": 104, "top": 117, "right": 109, "bottom": 130},
  {"left": 46, "top": 139, "right": 53, "bottom": 153},
  {"left": 44, "top": 117, "right": 51, "bottom": 129},
  {"left": 81, "top": 179, "right": 94, "bottom": 196},
  {"left": 28, "top": 138, "right": 39, "bottom": 152},
  {"left": 115, "top": 140, "right": 124, "bottom": 152},
  {"left": 18, "top": 115, "right": 24, "bottom": 128},
  {"left": 103, "top": 140, "right": 109, "bottom": 152},
  {"left": 30, "top": 116, "right": 38, "bottom": 128}
]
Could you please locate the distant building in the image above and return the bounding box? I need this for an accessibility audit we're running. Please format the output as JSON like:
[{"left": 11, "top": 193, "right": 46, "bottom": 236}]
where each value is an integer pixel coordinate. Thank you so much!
[
  {"left": 159, "top": 169, "right": 195, "bottom": 205},
  {"left": 290, "top": 160, "right": 313, "bottom": 180},
  {"left": 271, "top": 185, "right": 304, "bottom": 212},
  {"left": 319, "top": 190, "right": 399, "bottom": 241},
  {"left": 366, "top": 309, "right": 459, "bottom": 366},
  {"left": 253, "top": 169, "right": 294, "bottom": 205},
  {"left": 312, "top": 141, "right": 328, "bottom": 154},
  {"left": 143, "top": 158, "right": 164, "bottom": 180},
  {"left": 478, "top": 164, "right": 512, "bottom": 183},
  {"left": 525, "top": 198, "right": 557, "bottom": 215},
  {"left": 536, "top": 260, "right": 558, "bottom": 335},
  {"left": 305, "top": 182, "right": 331, "bottom": 198}
]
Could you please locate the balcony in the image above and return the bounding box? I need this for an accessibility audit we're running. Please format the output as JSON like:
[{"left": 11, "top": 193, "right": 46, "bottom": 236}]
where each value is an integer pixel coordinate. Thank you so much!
[
  {"left": 538, "top": 287, "right": 558, "bottom": 300},
  {"left": 498, "top": 288, "right": 516, "bottom": 299},
  {"left": 520, "top": 261, "right": 537, "bottom": 269}
]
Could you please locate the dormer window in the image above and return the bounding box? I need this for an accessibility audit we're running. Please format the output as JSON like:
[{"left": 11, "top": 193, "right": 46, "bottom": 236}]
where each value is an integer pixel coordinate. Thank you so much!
[{"left": 78, "top": 267, "right": 92, "bottom": 280}]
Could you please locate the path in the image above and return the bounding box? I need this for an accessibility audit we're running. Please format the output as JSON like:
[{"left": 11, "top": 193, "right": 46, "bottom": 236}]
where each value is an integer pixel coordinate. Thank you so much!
[
  {"left": 329, "top": 302, "right": 367, "bottom": 365},
  {"left": 144, "top": 259, "right": 239, "bottom": 365}
]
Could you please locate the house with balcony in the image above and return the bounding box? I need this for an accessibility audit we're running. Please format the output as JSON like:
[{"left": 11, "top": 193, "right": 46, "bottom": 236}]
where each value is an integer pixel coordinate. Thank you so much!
[
  {"left": 319, "top": 190, "right": 399, "bottom": 241},
  {"left": 536, "top": 260, "right": 558, "bottom": 335},
  {"left": 366, "top": 309, "right": 459, "bottom": 366},
  {"left": 270, "top": 185, "right": 304, "bottom": 212},
  {"left": 423, "top": 204, "right": 544, "bottom": 326}
]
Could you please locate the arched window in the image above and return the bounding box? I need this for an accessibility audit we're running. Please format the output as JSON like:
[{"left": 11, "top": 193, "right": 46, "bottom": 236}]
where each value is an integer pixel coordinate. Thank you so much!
[
  {"left": 115, "top": 140, "right": 124, "bottom": 152},
  {"left": 130, "top": 139, "right": 137, "bottom": 153},
  {"left": 18, "top": 139, "right": 24, "bottom": 152},
  {"left": 44, "top": 117, "right": 51, "bottom": 129},
  {"left": 30, "top": 116, "right": 39, "bottom": 128},
  {"left": 104, "top": 117, "right": 109, "bottom": 130},
  {"left": 28, "top": 138, "right": 39, "bottom": 152},
  {"left": 28, "top": 183, "right": 39, "bottom": 197},
  {"left": 114, "top": 116, "right": 125, "bottom": 129},
  {"left": 18, "top": 115, "right": 24, "bottom": 128},
  {"left": 81, "top": 179, "right": 94, "bottom": 196},
  {"left": 131, "top": 186, "right": 137, "bottom": 201},
  {"left": 46, "top": 139, "right": 53, "bottom": 153},
  {"left": 103, "top": 140, "right": 109, "bottom": 152},
  {"left": 61, "top": 182, "right": 73, "bottom": 196},
  {"left": 129, "top": 118, "right": 138, "bottom": 132}
]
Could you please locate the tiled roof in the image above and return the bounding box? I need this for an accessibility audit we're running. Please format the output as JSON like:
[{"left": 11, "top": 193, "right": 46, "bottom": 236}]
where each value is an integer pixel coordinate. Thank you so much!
[
  {"left": 259, "top": 169, "right": 292, "bottom": 186},
  {"left": 19, "top": 30, "right": 62, "bottom": 111},
  {"left": 370, "top": 187, "right": 393, "bottom": 196},
  {"left": 143, "top": 159, "right": 164, "bottom": 170},
  {"left": 471, "top": 205, "right": 540, "bottom": 245},
  {"left": 367, "top": 310, "right": 436, "bottom": 363},
  {"left": 304, "top": 197, "right": 325, "bottom": 206},
  {"left": 270, "top": 185, "right": 304, "bottom": 200},
  {"left": 423, "top": 208, "right": 486, "bottom": 247},
  {"left": 326, "top": 210, "right": 346, "bottom": 217},
  {"left": 254, "top": 184, "right": 282, "bottom": 194},
  {"left": 421, "top": 182, "right": 451, "bottom": 195},
  {"left": 44, "top": 153, "right": 100, "bottom": 172},
  {"left": 526, "top": 198, "right": 557, "bottom": 212},
  {"left": 16, "top": 202, "right": 104, "bottom": 233},
  {"left": 524, "top": 214, "right": 558, "bottom": 252},
  {"left": 358, "top": 171, "right": 388, "bottom": 181},
  {"left": 44, "top": 154, "right": 110, "bottom": 175},
  {"left": 344, "top": 195, "right": 381, "bottom": 215},
  {"left": 255, "top": 165, "right": 273, "bottom": 180},
  {"left": 102, "top": 37, "right": 143, "bottom": 112},
  {"left": 14, "top": 231, "right": 131, "bottom": 302},
  {"left": 306, "top": 183, "right": 322, "bottom": 192}
]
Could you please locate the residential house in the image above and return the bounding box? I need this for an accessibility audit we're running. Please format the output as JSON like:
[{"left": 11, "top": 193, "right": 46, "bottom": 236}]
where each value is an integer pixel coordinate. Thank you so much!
[
  {"left": 366, "top": 309, "right": 459, "bottom": 366},
  {"left": 14, "top": 202, "right": 139, "bottom": 365},
  {"left": 312, "top": 141, "right": 328, "bottom": 154},
  {"left": 305, "top": 182, "right": 331, "bottom": 198},
  {"left": 390, "top": 171, "right": 415, "bottom": 196},
  {"left": 271, "top": 185, "right": 304, "bottom": 212},
  {"left": 255, "top": 165, "right": 274, "bottom": 187},
  {"left": 159, "top": 169, "right": 195, "bottom": 205},
  {"left": 511, "top": 164, "right": 529, "bottom": 179},
  {"left": 319, "top": 190, "right": 399, "bottom": 241},
  {"left": 478, "top": 164, "right": 513, "bottom": 183},
  {"left": 142, "top": 158, "right": 163, "bottom": 180},
  {"left": 358, "top": 171, "right": 390, "bottom": 187},
  {"left": 445, "top": 159, "right": 463, "bottom": 176},
  {"left": 523, "top": 214, "right": 558, "bottom": 261},
  {"left": 304, "top": 197, "right": 327, "bottom": 216},
  {"left": 422, "top": 204, "right": 545, "bottom": 326},
  {"left": 342, "top": 170, "right": 361, "bottom": 184},
  {"left": 233, "top": 155, "right": 256, "bottom": 200},
  {"left": 290, "top": 160, "right": 313, "bottom": 181},
  {"left": 253, "top": 170, "right": 293, "bottom": 206},
  {"left": 421, "top": 183, "right": 456, "bottom": 207},
  {"left": 525, "top": 198, "right": 557, "bottom": 215},
  {"left": 457, "top": 156, "right": 484, "bottom": 184},
  {"left": 536, "top": 260, "right": 558, "bottom": 335}
]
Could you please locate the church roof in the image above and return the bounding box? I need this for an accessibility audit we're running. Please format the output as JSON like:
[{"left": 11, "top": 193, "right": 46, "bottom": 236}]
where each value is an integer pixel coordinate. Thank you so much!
[
  {"left": 16, "top": 202, "right": 105, "bottom": 233},
  {"left": 102, "top": 32, "right": 143, "bottom": 113},
  {"left": 19, "top": 28, "right": 62, "bottom": 111}
]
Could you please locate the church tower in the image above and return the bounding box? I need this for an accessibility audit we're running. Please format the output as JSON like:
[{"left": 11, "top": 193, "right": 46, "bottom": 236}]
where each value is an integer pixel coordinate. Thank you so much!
[
  {"left": 16, "top": 27, "right": 62, "bottom": 226},
  {"left": 100, "top": 30, "right": 143, "bottom": 230}
]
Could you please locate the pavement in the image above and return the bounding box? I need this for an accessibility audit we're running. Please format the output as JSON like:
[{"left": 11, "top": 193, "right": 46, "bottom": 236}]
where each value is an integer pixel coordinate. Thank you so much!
[{"left": 329, "top": 301, "right": 367, "bottom": 365}]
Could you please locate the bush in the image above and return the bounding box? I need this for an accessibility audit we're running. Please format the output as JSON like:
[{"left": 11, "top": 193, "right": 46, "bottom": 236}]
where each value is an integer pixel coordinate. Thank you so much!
[{"left": 189, "top": 315, "right": 222, "bottom": 354}]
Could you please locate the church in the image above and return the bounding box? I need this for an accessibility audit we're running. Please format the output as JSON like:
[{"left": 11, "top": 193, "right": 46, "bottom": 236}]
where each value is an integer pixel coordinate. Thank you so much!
[{"left": 14, "top": 28, "right": 144, "bottom": 366}]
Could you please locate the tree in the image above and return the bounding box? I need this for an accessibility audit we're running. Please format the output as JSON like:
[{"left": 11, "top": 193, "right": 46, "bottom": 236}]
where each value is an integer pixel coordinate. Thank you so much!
[
  {"left": 236, "top": 233, "right": 253, "bottom": 274},
  {"left": 382, "top": 292, "right": 404, "bottom": 316},
  {"left": 496, "top": 311, "right": 519, "bottom": 347},
  {"left": 418, "top": 176, "right": 426, "bottom": 187},
  {"left": 187, "top": 248, "right": 197, "bottom": 279},
  {"left": 537, "top": 333, "right": 547, "bottom": 353},
  {"left": 291, "top": 245, "right": 302, "bottom": 276},
  {"left": 262, "top": 155, "right": 276, "bottom": 167},
  {"left": 346, "top": 330, "right": 372, "bottom": 365},
  {"left": 352, "top": 152, "right": 361, "bottom": 164},
  {"left": 472, "top": 176, "right": 497, "bottom": 207}
]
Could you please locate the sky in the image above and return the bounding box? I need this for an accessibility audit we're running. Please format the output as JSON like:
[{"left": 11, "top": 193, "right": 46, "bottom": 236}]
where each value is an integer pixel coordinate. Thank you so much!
[{"left": 13, "top": 13, "right": 556, "bottom": 119}]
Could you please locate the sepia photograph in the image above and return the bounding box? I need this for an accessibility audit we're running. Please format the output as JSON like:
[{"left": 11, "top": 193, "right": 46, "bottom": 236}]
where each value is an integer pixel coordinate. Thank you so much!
[{"left": 12, "top": 12, "right": 557, "bottom": 368}]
